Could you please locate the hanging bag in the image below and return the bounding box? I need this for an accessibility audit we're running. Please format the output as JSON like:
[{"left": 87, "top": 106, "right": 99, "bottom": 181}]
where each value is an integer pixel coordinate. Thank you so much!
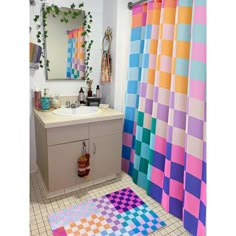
[{"left": 78, "top": 142, "right": 90, "bottom": 177}]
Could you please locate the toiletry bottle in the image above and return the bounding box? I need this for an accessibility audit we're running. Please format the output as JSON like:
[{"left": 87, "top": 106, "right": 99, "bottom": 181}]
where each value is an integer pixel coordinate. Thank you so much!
[
  {"left": 87, "top": 88, "right": 93, "bottom": 97},
  {"left": 79, "top": 87, "right": 85, "bottom": 103},
  {"left": 34, "top": 87, "right": 41, "bottom": 110},
  {"left": 41, "top": 88, "right": 50, "bottom": 110},
  {"left": 96, "top": 85, "right": 100, "bottom": 97}
]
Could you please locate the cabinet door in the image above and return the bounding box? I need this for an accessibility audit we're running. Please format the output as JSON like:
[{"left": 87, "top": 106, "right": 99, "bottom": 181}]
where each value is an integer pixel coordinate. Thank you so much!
[
  {"left": 48, "top": 140, "right": 93, "bottom": 192},
  {"left": 91, "top": 134, "right": 122, "bottom": 180}
]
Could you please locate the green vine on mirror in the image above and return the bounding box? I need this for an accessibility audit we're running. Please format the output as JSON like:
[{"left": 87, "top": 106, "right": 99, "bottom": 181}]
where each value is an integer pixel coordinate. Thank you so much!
[{"left": 33, "top": 1, "right": 93, "bottom": 81}]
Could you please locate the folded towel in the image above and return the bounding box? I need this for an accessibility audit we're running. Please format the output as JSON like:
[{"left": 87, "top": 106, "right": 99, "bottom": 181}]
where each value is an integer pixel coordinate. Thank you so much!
[{"left": 101, "top": 50, "right": 112, "bottom": 83}]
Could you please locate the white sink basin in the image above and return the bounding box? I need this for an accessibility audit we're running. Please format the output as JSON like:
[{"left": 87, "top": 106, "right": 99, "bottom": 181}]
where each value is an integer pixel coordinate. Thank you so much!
[{"left": 53, "top": 106, "right": 99, "bottom": 116}]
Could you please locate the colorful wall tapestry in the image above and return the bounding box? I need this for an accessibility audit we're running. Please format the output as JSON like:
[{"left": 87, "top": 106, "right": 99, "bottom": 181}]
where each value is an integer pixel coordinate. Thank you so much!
[
  {"left": 122, "top": 0, "right": 206, "bottom": 235},
  {"left": 66, "top": 27, "right": 85, "bottom": 79}
]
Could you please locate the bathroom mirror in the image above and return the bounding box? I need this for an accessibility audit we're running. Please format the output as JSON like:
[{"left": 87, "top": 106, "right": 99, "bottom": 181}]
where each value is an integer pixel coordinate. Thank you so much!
[{"left": 44, "top": 7, "right": 85, "bottom": 80}]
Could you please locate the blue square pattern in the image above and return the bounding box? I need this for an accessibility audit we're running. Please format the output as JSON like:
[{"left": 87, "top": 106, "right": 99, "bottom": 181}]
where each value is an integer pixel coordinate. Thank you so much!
[
  {"left": 137, "top": 171, "right": 148, "bottom": 190},
  {"left": 170, "top": 162, "right": 184, "bottom": 183},
  {"left": 130, "top": 40, "right": 142, "bottom": 54},
  {"left": 136, "top": 125, "right": 143, "bottom": 143},
  {"left": 163, "top": 176, "right": 170, "bottom": 195},
  {"left": 131, "top": 27, "right": 142, "bottom": 41},
  {"left": 166, "top": 142, "right": 172, "bottom": 161},
  {"left": 149, "top": 134, "right": 155, "bottom": 151},
  {"left": 140, "top": 68, "right": 149, "bottom": 83},
  {"left": 183, "top": 210, "right": 198, "bottom": 236},
  {"left": 132, "top": 135, "right": 136, "bottom": 149},
  {"left": 178, "top": 0, "right": 193, "bottom": 6},
  {"left": 142, "top": 53, "right": 150, "bottom": 68},
  {"left": 152, "top": 151, "right": 165, "bottom": 171},
  {"left": 123, "top": 119, "right": 134, "bottom": 134},
  {"left": 129, "top": 54, "right": 140, "bottom": 67},
  {"left": 147, "top": 163, "right": 152, "bottom": 182},
  {"left": 190, "top": 60, "right": 206, "bottom": 82},
  {"left": 195, "top": 0, "right": 206, "bottom": 5},
  {"left": 125, "top": 94, "right": 138, "bottom": 108},
  {"left": 128, "top": 162, "right": 134, "bottom": 176},
  {"left": 169, "top": 197, "right": 183, "bottom": 219},
  {"left": 199, "top": 201, "right": 206, "bottom": 225},
  {"left": 149, "top": 182, "right": 162, "bottom": 204},
  {"left": 192, "top": 24, "right": 206, "bottom": 44},
  {"left": 127, "top": 80, "right": 138, "bottom": 94},
  {"left": 202, "top": 161, "right": 206, "bottom": 183},
  {"left": 134, "top": 153, "right": 141, "bottom": 170},
  {"left": 125, "top": 107, "right": 136, "bottom": 121},
  {"left": 185, "top": 172, "right": 201, "bottom": 198},
  {"left": 128, "top": 67, "right": 140, "bottom": 81},
  {"left": 143, "top": 39, "right": 151, "bottom": 55},
  {"left": 145, "top": 24, "right": 152, "bottom": 40},
  {"left": 177, "top": 24, "right": 191, "bottom": 42},
  {"left": 175, "top": 58, "right": 190, "bottom": 77},
  {"left": 122, "top": 145, "right": 131, "bottom": 161},
  {"left": 141, "top": 142, "right": 151, "bottom": 160}
]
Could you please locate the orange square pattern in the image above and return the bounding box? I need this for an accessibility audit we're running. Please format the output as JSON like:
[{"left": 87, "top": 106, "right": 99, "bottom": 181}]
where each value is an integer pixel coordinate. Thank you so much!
[
  {"left": 132, "top": 13, "right": 143, "bottom": 28},
  {"left": 161, "top": 40, "right": 173, "bottom": 57},
  {"left": 64, "top": 214, "right": 110, "bottom": 236},
  {"left": 178, "top": 7, "right": 192, "bottom": 24},
  {"left": 159, "top": 71, "right": 171, "bottom": 90},
  {"left": 175, "top": 75, "right": 188, "bottom": 94},
  {"left": 176, "top": 41, "right": 190, "bottom": 59}
]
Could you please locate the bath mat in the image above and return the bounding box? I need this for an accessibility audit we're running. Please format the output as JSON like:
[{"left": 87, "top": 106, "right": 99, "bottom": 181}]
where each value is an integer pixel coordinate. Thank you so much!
[{"left": 48, "top": 187, "right": 166, "bottom": 235}]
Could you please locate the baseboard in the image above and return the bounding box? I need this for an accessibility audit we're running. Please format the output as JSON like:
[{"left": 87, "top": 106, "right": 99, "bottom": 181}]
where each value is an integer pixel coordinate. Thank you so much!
[{"left": 37, "top": 170, "right": 118, "bottom": 199}]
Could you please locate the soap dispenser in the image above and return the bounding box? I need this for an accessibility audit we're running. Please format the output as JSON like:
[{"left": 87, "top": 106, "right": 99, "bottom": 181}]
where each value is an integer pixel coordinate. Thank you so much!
[{"left": 41, "top": 88, "right": 50, "bottom": 110}]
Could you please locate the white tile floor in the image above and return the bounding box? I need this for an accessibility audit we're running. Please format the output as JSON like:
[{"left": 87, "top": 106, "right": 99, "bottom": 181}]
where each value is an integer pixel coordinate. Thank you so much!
[{"left": 30, "top": 171, "right": 191, "bottom": 236}]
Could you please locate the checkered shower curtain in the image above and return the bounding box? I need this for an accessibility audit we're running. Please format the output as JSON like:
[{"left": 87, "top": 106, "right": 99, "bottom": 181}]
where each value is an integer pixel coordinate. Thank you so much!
[
  {"left": 66, "top": 27, "right": 85, "bottom": 79},
  {"left": 122, "top": 0, "right": 206, "bottom": 235}
]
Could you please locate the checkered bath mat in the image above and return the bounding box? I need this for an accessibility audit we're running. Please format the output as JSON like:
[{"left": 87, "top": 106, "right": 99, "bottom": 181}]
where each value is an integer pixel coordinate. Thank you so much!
[{"left": 48, "top": 187, "right": 166, "bottom": 235}]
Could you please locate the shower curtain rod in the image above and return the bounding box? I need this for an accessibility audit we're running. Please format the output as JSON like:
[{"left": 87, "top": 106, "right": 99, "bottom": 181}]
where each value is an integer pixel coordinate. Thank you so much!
[{"left": 127, "top": 0, "right": 148, "bottom": 10}]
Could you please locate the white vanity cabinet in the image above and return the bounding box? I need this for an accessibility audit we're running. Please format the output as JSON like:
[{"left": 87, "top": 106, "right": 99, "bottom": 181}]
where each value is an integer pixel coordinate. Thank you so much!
[{"left": 34, "top": 110, "right": 123, "bottom": 198}]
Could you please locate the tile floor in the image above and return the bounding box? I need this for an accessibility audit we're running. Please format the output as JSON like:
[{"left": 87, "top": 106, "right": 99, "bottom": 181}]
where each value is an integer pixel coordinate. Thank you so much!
[{"left": 30, "top": 171, "right": 191, "bottom": 236}]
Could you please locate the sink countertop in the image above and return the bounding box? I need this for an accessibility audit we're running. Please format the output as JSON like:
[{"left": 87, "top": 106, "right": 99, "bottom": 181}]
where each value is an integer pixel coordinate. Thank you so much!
[{"left": 34, "top": 108, "right": 124, "bottom": 128}]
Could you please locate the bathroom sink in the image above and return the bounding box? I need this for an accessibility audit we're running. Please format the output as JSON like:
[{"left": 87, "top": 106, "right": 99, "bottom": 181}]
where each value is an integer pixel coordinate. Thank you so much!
[{"left": 53, "top": 106, "right": 99, "bottom": 116}]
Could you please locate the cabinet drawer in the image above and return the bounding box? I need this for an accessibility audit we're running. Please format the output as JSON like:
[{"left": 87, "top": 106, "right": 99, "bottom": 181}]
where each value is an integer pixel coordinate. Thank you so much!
[
  {"left": 90, "top": 119, "right": 123, "bottom": 138},
  {"left": 47, "top": 124, "right": 89, "bottom": 146}
]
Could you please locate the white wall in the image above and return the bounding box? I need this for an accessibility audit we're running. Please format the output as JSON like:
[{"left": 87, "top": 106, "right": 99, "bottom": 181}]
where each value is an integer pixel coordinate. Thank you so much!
[
  {"left": 30, "top": 0, "right": 131, "bottom": 172},
  {"left": 102, "top": 0, "right": 130, "bottom": 111}
]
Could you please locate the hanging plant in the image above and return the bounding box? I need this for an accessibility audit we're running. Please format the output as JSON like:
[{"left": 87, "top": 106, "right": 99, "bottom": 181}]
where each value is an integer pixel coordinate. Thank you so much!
[{"left": 33, "top": 1, "right": 93, "bottom": 81}]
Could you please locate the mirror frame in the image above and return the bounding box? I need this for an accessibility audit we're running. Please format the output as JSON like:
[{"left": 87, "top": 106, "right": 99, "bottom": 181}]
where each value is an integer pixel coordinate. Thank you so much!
[
  {"left": 33, "top": 2, "right": 94, "bottom": 81},
  {"left": 43, "top": 7, "right": 85, "bottom": 80}
]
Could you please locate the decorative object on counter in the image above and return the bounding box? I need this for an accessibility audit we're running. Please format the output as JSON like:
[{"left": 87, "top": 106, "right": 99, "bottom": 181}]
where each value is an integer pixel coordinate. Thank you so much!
[
  {"left": 51, "top": 97, "right": 61, "bottom": 109},
  {"left": 48, "top": 187, "right": 166, "bottom": 236},
  {"left": 86, "top": 97, "right": 101, "bottom": 107},
  {"left": 101, "top": 27, "right": 112, "bottom": 83},
  {"left": 78, "top": 141, "right": 90, "bottom": 177},
  {"left": 32, "top": 1, "right": 93, "bottom": 80},
  {"left": 34, "top": 88, "right": 41, "bottom": 110},
  {"left": 86, "top": 79, "right": 93, "bottom": 97},
  {"left": 41, "top": 88, "right": 50, "bottom": 110},
  {"left": 96, "top": 85, "right": 100, "bottom": 97}
]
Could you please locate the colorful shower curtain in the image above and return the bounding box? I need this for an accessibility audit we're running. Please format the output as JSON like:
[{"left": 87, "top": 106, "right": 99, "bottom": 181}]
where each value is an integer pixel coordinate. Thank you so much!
[
  {"left": 122, "top": 0, "right": 206, "bottom": 235},
  {"left": 66, "top": 27, "right": 85, "bottom": 79}
]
